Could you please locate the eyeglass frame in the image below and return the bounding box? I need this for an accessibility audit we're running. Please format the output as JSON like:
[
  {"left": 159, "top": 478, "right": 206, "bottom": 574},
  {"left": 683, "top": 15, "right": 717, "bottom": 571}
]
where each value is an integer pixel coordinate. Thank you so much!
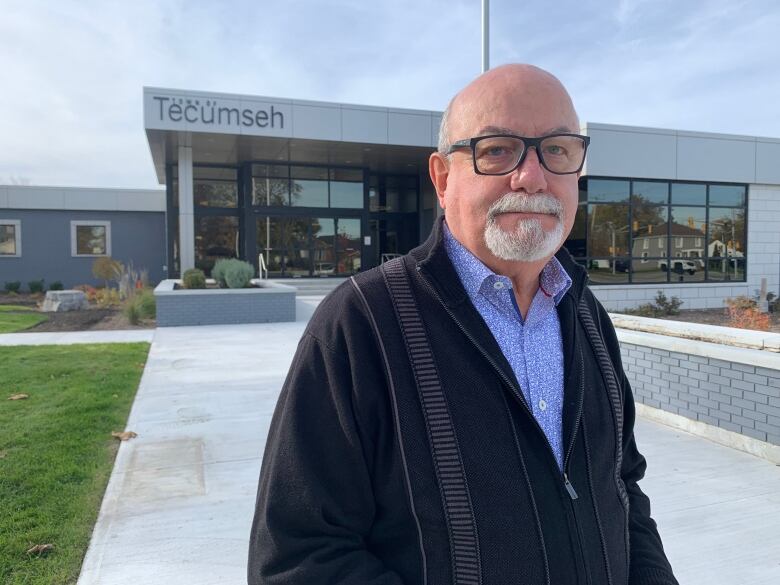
[{"left": 445, "top": 133, "right": 591, "bottom": 176}]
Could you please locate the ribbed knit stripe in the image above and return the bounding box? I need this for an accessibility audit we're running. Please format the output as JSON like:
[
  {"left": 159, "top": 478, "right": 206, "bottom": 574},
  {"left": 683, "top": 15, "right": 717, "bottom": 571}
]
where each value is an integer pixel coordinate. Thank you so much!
[
  {"left": 383, "top": 258, "right": 482, "bottom": 585},
  {"left": 577, "top": 296, "right": 631, "bottom": 573}
]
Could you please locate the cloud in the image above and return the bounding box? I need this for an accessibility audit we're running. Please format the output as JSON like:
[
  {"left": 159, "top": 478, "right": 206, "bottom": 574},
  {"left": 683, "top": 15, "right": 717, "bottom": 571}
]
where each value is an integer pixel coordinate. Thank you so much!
[{"left": 1, "top": 0, "right": 779, "bottom": 188}]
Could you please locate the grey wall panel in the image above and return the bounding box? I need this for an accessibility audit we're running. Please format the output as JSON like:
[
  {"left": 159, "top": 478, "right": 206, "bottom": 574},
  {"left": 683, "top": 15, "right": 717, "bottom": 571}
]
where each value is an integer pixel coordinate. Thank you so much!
[
  {"left": 0, "top": 210, "right": 166, "bottom": 289},
  {"left": 341, "top": 108, "right": 388, "bottom": 144},
  {"left": 291, "top": 104, "right": 341, "bottom": 140},
  {"left": 0, "top": 186, "right": 8, "bottom": 208},
  {"left": 388, "top": 112, "right": 431, "bottom": 147},
  {"left": 583, "top": 127, "right": 677, "bottom": 179},
  {"left": 676, "top": 135, "right": 755, "bottom": 183},
  {"left": 756, "top": 140, "right": 780, "bottom": 184},
  {"left": 7, "top": 188, "right": 65, "bottom": 210}
]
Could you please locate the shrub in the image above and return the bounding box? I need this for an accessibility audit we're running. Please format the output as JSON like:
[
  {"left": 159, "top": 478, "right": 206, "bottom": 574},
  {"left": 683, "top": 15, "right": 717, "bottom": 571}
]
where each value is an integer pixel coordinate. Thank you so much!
[
  {"left": 224, "top": 260, "right": 255, "bottom": 289},
  {"left": 212, "top": 258, "right": 255, "bottom": 288},
  {"left": 211, "top": 259, "right": 230, "bottom": 287},
  {"left": 74, "top": 284, "right": 98, "bottom": 303},
  {"left": 49, "top": 281, "right": 65, "bottom": 291},
  {"left": 28, "top": 279, "right": 45, "bottom": 294},
  {"left": 725, "top": 296, "right": 770, "bottom": 331},
  {"left": 123, "top": 289, "right": 155, "bottom": 325},
  {"left": 95, "top": 288, "right": 121, "bottom": 307},
  {"left": 92, "top": 257, "right": 123, "bottom": 287},
  {"left": 182, "top": 268, "right": 206, "bottom": 289},
  {"left": 124, "top": 299, "right": 141, "bottom": 325},
  {"left": 625, "top": 290, "right": 683, "bottom": 318},
  {"left": 4, "top": 281, "right": 21, "bottom": 294}
]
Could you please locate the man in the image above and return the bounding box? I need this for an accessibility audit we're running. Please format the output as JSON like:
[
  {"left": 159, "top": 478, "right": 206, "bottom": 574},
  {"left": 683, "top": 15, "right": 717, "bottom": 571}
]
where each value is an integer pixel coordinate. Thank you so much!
[{"left": 249, "top": 64, "right": 678, "bottom": 585}]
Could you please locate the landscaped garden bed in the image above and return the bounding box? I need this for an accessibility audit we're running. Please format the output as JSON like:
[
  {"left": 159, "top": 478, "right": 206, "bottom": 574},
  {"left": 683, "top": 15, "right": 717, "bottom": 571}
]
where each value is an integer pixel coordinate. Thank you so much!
[{"left": 0, "top": 343, "right": 150, "bottom": 584}]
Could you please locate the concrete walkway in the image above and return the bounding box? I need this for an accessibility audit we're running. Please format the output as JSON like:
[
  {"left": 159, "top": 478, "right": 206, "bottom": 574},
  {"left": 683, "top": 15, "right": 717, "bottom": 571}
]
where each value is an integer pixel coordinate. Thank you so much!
[
  {"left": 0, "top": 329, "right": 154, "bottom": 346},
  {"left": 53, "top": 296, "right": 778, "bottom": 584}
]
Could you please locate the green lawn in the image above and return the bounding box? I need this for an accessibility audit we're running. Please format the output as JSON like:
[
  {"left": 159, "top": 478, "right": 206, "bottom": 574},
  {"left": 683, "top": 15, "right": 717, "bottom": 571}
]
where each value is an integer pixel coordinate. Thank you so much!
[
  {"left": 0, "top": 305, "right": 48, "bottom": 333},
  {"left": 0, "top": 343, "right": 150, "bottom": 584}
]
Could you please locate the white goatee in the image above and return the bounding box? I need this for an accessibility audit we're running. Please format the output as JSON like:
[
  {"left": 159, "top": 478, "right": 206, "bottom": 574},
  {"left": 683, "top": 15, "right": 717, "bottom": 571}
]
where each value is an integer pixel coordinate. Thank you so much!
[{"left": 484, "top": 192, "right": 564, "bottom": 262}]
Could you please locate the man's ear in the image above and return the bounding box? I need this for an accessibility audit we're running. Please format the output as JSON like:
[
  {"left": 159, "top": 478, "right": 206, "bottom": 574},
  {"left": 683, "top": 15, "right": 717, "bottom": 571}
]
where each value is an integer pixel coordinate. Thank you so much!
[{"left": 429, "top": 152, "right": 449, "bottom": 210}]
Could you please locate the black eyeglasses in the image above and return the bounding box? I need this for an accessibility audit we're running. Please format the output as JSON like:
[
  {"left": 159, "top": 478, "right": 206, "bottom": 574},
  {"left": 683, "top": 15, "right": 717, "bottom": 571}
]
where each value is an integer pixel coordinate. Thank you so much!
[{"left": 446, "top": 133, "right": 590, "bottom": 175}]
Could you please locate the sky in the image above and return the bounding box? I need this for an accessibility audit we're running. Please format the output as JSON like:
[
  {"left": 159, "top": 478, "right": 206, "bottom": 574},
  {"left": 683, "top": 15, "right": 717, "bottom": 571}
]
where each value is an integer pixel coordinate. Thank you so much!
[{"left": 1, "top": 0, "right": 779, "bottom": 189}]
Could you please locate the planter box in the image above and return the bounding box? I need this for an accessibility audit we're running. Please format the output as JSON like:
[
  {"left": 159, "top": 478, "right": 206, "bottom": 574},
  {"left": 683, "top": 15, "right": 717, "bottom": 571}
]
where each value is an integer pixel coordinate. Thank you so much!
[{"left": 154, "top": 279, "right": 296, "bottom": 326}]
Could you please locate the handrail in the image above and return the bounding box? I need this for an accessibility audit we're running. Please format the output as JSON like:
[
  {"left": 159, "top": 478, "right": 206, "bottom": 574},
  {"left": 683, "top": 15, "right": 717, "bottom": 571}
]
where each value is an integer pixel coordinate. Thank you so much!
[{"left": 258, "top": 253, "right": 269, "bottom": 280}]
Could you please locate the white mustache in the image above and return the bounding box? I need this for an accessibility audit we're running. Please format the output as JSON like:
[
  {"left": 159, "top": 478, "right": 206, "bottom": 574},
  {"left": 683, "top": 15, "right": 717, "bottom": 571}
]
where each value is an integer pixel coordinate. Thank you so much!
[{"left": 487, "top": 193, "right": 563, "bottom": 220}]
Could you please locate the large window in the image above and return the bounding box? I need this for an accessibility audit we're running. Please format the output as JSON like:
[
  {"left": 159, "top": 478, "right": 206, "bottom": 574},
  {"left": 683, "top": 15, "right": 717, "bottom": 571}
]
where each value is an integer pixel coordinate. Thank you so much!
[
  {"left": 256, "top": 216, "right": 361, "bottom": 277},
  {"left": 252, "top": 164, "right": 365, "bottom": 209},
  {"left": 0, "top": 220, "right": 21, "bottom": 256},
  {"left": 566, "top": 178, "right": 747, "bottom": 284},
  {"left": 71, "top": 221, "right": 111, "bottom": 257}
]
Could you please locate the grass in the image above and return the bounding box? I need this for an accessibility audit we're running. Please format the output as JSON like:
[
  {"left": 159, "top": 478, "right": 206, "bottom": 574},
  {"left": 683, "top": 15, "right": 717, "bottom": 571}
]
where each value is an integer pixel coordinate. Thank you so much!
[
  {"left": 0, "top": 305, "right": 48, "bottom": 333},
  {"left": 0, "top": 343, "right": 150, "bottom": 584}
]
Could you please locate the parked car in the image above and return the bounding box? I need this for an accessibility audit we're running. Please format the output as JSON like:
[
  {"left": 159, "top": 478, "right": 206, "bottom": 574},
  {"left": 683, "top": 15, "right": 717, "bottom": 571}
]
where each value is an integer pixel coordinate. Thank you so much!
[{"left": 658, "top": 259, "right": 697, "bottom": 275}]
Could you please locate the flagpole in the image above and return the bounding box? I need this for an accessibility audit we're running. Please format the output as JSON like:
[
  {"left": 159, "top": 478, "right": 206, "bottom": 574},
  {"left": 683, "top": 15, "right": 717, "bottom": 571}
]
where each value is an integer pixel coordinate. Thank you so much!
[{"left": 482, "top": 0, "right": 489, "bottom": 73}]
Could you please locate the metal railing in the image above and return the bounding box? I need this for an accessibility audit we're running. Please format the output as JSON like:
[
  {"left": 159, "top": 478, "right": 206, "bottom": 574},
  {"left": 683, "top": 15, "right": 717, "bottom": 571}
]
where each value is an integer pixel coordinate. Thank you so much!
[{"left": 258, "top": 253, "right": 269, "bottom": 280}]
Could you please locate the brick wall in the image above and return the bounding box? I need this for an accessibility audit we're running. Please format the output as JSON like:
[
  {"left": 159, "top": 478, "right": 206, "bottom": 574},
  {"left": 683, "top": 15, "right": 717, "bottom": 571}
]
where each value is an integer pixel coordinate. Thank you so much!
[
  {"left": 620, "top": 342, "right": 780, "bottom": 446},
  {"left": 154, "top": 280, "right": 296, "bottom": 326}
]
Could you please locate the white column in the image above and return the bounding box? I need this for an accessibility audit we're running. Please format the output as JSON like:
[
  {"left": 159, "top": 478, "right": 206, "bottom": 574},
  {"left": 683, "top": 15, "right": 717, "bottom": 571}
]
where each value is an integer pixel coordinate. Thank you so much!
[
  {"left": 178, "top": 144, "right": 195, "bottom": 273},
  {"left": 481, "top": 0, "right": 490, "bottom": 73}
]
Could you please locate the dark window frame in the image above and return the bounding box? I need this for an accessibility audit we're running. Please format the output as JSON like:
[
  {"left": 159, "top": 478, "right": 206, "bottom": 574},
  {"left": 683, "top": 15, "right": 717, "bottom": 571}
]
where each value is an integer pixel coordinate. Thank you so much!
[{"left": 571, "top": 177, "right": 748, "bottom": 285}]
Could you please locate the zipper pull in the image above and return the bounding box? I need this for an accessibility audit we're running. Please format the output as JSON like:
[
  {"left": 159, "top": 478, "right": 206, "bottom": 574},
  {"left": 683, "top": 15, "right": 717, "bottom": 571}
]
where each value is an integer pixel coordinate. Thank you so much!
[{"left": 564, "top": 473, "right": 579, "bottom": 500}]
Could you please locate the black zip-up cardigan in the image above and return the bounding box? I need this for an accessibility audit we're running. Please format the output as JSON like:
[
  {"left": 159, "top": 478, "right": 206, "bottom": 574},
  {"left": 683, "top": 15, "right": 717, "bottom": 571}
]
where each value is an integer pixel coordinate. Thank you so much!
[{"left": 249, "top": 217, "right": 678, "bottom": 585}]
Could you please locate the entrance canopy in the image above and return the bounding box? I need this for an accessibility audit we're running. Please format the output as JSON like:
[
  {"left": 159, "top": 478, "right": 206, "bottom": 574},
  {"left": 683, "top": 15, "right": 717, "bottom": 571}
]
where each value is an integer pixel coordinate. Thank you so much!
[
  {"left": 143, "top": 88, "right": 442, "bottom": 277},
  {"left": 144, "top": 87, "right": 442, "bottom": 182}
]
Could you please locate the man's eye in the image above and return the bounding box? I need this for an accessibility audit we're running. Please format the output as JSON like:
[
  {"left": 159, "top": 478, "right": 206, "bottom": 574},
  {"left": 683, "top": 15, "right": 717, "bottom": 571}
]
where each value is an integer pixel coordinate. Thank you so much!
[
  {"left": 544, "top": 143, "right": 567, "bottom": 156},
  {"left": 485, "top": 146, "right": 510, "bottom": 156}
]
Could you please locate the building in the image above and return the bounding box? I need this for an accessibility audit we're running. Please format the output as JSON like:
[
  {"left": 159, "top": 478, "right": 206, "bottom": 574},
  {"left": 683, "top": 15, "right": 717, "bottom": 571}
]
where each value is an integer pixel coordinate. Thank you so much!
[{"left": 2, "top": 87, "right": 779, "bottom": 310}]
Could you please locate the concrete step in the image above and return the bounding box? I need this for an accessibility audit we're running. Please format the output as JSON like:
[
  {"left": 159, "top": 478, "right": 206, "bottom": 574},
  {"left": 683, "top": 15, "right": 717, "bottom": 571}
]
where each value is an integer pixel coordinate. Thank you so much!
[{"left": 271, "top": 277, "right": 349, "bottom": 296}]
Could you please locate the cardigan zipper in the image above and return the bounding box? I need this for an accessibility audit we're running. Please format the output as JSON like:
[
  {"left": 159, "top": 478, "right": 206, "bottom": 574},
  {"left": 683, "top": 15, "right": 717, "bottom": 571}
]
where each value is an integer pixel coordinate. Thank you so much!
[{"left": 418, "top": 267, "right": 585, "bottom": 499}]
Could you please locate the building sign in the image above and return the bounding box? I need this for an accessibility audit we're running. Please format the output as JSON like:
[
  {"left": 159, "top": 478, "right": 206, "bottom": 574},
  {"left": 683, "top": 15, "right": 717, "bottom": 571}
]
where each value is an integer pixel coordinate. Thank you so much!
[
  {"left": 143, "top": 88, "right": 292, "bottom": 137},
  {"left": 151, "top": 96, "right": 284, "bottom": 129}
]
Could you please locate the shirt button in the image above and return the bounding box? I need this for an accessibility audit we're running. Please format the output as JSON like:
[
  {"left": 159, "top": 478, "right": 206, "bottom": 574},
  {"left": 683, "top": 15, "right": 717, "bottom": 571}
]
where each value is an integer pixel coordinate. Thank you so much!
[
  {"left": 539, "top": 399, "right": 547, "bottom": 411},
  {"left": 493, "top": 281, "right": 504, "bottom": 290}
]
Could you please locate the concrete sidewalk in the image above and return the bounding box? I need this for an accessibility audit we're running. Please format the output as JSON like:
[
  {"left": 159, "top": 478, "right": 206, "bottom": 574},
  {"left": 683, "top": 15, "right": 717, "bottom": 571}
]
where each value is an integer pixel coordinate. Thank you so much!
[
  {"left": 73, "top": 296, "right": 780, "bottom": 584},
  {"left": 0, "top": 329, "right": 155, "bottom": 346}
]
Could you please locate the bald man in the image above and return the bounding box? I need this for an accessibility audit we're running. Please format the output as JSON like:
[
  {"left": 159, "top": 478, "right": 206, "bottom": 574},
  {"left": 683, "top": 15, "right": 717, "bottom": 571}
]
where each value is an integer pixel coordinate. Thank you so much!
[{"left": 249, "top": 64, "right": 678, "bottom": 585}]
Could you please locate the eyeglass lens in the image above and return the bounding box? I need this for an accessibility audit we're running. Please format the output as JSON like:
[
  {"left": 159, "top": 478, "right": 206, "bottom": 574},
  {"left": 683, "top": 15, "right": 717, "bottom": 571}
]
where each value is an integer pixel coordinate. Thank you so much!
[{"left": 473, "top": 135, "right": 586, "bottom": 174}]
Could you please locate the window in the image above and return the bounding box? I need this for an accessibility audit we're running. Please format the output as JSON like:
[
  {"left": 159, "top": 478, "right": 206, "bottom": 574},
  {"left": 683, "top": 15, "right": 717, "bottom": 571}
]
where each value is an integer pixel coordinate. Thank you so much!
[
  {"left": 71, "top": 221, "right": 111, "bottom": 256},
  {"left": 0, "top": 220, "right": 21, "bottom": 257},
  {"left": 567, "top": 178, "right": 747, "bottom": 284}
]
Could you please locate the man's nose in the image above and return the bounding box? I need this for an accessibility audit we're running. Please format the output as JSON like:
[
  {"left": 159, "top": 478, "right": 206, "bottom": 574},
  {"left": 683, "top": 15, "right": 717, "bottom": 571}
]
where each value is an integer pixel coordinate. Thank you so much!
[{"left": 509, "top": 147, "right": 548, "bottom": 194}]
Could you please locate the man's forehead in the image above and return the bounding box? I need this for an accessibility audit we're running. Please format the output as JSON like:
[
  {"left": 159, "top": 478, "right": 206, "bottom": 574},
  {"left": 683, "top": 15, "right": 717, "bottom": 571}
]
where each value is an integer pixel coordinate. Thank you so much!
[{"left": 473, "top": 124, "right": 578, "bottom": 137}]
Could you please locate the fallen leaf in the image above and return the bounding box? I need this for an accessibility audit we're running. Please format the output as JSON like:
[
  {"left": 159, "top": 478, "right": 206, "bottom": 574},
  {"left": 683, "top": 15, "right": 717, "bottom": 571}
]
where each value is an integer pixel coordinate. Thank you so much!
[
  {"left": 0, "top": 450, "right": 7, "bottom": 459},
  {"left": 111, "top": 431, "right": 138, "bottom": 441},
  {"left": 26, "top": 543, "right": 54, "bottom": 556},
  {"left": 8, "top": 393, "right": 29, "bottom": 401}
]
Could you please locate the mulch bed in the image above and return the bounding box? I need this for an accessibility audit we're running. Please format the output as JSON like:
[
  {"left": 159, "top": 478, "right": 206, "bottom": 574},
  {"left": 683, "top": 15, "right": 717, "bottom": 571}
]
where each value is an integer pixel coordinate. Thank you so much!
[
  {"left": 625, "top": 308, "right": 780, "bottom": 333},
  {"left": 0, "top": 293, "right": 154, "bottom": 332}
]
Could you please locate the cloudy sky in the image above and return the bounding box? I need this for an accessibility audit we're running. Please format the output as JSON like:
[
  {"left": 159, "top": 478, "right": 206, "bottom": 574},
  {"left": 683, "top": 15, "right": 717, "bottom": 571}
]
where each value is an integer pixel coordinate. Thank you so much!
[{"left": 2, "top": 0, "right": 779, "bottom": 189}]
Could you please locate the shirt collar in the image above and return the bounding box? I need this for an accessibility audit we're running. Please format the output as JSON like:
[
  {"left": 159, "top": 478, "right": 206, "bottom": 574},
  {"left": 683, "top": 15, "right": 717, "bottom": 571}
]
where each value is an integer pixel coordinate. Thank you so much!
[{"left": 442, "top": 220, "right": 572, "bottom": 306}]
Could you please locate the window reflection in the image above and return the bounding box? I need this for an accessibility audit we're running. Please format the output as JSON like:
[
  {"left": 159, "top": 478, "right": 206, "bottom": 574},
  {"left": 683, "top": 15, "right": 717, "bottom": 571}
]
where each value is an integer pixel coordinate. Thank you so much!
[
  {"left": 573, "top": 178, "right": 747, "bottom": 284},
  {"left": 195, "top": 216, "right": 239, "bottom": 275},
  {"left": 587, "top": 204, "right": 629, "bottom": 256},
  {"left": 708, "top": 207, "right": 745, "bottom": 281},
  {"left": 194, "top": 167, "right": 238, "bottom": 207},
  {"left": 336, "top": 218, "right": 362, "bottom": 274},
  {"left": 709, "top": 184, "right": 745, "bottom": 207},
  {"left": 587, "top": 179, "right": 629, "bottom": 203}
]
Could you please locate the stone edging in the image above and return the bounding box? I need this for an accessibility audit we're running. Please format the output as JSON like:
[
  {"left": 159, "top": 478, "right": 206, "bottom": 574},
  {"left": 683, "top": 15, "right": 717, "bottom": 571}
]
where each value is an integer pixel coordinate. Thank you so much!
[
  {"left": 609, "top": 313, "right": 780, "bottom": 352},
  {"left": 637, "top": 403, "right": 780, "bottom": 465}
]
